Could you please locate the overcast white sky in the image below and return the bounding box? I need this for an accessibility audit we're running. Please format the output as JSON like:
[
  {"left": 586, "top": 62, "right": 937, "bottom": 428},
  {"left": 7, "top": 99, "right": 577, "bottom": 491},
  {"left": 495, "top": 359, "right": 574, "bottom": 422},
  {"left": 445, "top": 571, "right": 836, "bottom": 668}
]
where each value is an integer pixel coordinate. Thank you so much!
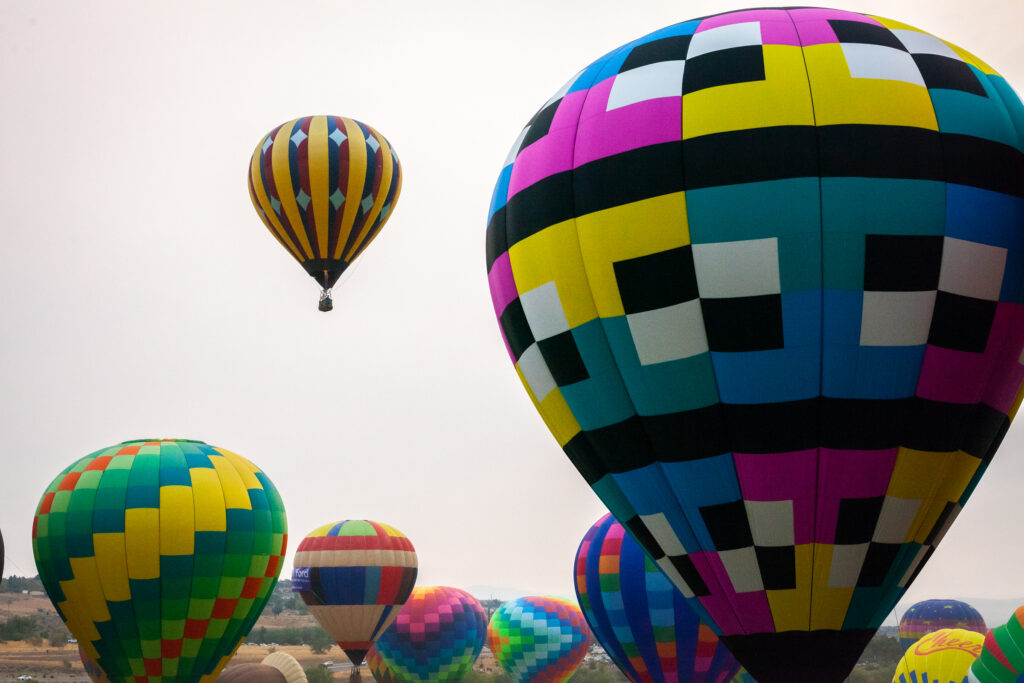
[{"left": 1, "top": 0, "right": 1022, "bottom": 626}]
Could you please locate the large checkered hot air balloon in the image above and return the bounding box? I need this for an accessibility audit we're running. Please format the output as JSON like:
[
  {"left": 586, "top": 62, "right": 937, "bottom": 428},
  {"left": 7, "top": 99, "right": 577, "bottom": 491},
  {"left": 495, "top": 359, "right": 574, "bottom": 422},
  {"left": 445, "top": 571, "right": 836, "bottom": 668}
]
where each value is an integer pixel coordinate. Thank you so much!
[
  {"left": 373, "top": 586, "right": 487, "bottom": 681},
  {"left": 486, "top": 7, "right": 1024, "bottom": 683},
  {"left": 487, "top": 596, "right": 591, "bottom": 682},
  {"left": 248, "top": 115, "right": 402, "bottom": 311},
  {"left": 291, "top": 520, "right": 417, "bottom": 670},
  {"left": 575, "top": 514, "right": 742, "bottom": 682},
  {"left": 33, "top": 439, "right": 288, "bottom": 683}
]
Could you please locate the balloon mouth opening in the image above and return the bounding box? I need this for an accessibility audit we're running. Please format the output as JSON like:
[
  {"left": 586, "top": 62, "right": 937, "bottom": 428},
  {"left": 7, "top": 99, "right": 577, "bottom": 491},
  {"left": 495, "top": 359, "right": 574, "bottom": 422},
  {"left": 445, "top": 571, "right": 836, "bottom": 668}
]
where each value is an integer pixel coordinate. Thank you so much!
[{"left": 118, "top": 438, "right": 207, "bottom": 445}]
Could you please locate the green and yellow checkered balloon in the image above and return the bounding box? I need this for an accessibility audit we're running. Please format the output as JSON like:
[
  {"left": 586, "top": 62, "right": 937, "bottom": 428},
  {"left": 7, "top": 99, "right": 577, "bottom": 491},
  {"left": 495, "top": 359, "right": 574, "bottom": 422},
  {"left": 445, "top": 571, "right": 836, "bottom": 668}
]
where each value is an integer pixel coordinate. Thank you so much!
[{"left": 33, "top": 439, "right": 287, "bottom": 682}]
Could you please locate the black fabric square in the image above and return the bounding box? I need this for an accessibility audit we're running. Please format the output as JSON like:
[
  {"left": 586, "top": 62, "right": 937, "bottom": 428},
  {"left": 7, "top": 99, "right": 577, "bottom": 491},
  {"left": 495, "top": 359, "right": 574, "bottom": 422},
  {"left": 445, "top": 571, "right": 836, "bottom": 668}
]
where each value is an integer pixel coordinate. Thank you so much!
[
  {"left": 902, "top": 398, "right": 971, "bottom": 452},
  {"left": 505, "top": 171, "right": 575, "bottom": 247},
  {"left": 643, "top": 404, "right": 728, "bottom": 462},
  {"left": 536, "top": 331, "right": 589, "bottom": 386},
  {"left": 700, "top": 294, "right": 784, "bottom": 352},
  {"left": 519, "top": 100, "right": 560, "bottom": 150},
  {"left": 580, "top": 415, "right": 652, "bottom": 476},
  {"left": 683, "top": 126, "right": 819, "bottom": 189},
  {"left": 863, "top": 234, "right": 943, "bottom": 291},
  {"left": 834, "top": 496, "right": 885, "bottom": 545},
  {"left": 829, "top": 20, "right": 906, "bottom": 50},
  {"left": 499, "top": 298, "right": 534, "bottom": 361},
  {"left": 564, "top": 432, "right": 603, "bottom": 485},
  {"left": 961, "top": 403, "right": 1009, "bottom": 461},
  {"left": 613, "top": 246, "right": 698, "bottom": 314},
  {"left": 928, "top": 291, "right": 997, "bottom": 352},
  {"left": 913, "top": 54, "right": 986, "bottom": 96},
  {"left": 755, "top": 546, "right": 797, "bottom": 590},
  {"left": 857, "top": 542, "right": 902, "bottom": 587},
  {"left": 620, "top": 35, "right": 691, "bottom": 72},
  {"left": 683, "top": 45, "right": 765, "bottom": 95},
  {"left": 924, "top": 501, "right": 958, "bottom": 546},
  {"left": 725, "top": 400, "right": 821, "bottom": 454},
  {"left": 700, "top": 500, "right": 753, "bottom": 550},
  {"left": 818, "top": 125, "right": 943, "bottom": 180},
  {"left": 624, "top": 515, "right": 663, "bottom": 559},
  {"left": 669, "top": 554, "right": 711, "bottom": 596},
  {"left": 943, "top": 133, "right": 1024, "bottom": 198}
]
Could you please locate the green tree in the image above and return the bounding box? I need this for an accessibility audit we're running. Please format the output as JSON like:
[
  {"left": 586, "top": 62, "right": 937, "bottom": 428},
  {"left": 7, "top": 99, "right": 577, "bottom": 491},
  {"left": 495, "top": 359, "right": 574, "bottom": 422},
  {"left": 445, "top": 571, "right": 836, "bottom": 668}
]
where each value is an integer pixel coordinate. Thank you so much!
[
  {"left": 309, "top": 628, "right": 334, "bottom": 655},
  {"left": 305, "top": 664, "right": 333, "bottom": 683}
]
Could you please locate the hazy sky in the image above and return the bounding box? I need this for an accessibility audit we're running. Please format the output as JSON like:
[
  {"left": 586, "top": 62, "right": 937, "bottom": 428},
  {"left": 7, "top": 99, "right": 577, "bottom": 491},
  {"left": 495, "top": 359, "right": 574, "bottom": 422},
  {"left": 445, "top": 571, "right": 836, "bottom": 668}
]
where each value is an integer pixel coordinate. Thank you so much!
[{"left": 1, "top": 0, "right": 1023, "bottom": 625}]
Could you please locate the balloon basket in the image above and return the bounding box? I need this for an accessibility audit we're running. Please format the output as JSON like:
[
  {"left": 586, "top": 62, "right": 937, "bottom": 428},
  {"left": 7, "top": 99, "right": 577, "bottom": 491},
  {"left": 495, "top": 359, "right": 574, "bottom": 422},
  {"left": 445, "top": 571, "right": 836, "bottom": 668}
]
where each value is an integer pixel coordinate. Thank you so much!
[{"left": 318, "top": 289, "right": 333, "bottom": 312}]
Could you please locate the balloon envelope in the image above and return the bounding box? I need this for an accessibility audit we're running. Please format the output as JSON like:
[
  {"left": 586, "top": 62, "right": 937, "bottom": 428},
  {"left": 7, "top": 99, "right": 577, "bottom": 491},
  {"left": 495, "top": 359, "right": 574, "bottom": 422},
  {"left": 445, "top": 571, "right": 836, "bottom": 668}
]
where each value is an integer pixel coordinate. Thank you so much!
[
  {"left": 969, "top": 605, "right": 1024, "bottom": 681},
  {"left": 261, "top": 651, "right": 308, "bottom": 683},
  {"left": 33, "top": 439, "right": 287, "bottom": 682},
  {"left": 576, "top": 514, "right": 742, "bottom": 682},
  {"left": 248, "top": 115, "right": 402, "bottom": 299},
  {"left": 79, "top": 645, "right": 111, "bottom": 682},
  {"left": 899, "top": 599, "right": 987, "bottom": 650},
  {"left": 893, "top": 628, "right": 984, "bottom": 683},
  {"left": 367, "top": 644, "right": 399, "bottom": 682},
  {"left": 374, "top": 586, "right": 487, "bottom": 681},
  {"left": 217, "top": 663, "right": 288, "bottom": 683},
  {"left": 292, "top": 520, "right": 417, "bottom": 667},
  {"left": 487, "top": 596, "right": 590, "bottom": 682},
  {"left": 485, "top": 7, "right": 1024, "bottom": 682}
]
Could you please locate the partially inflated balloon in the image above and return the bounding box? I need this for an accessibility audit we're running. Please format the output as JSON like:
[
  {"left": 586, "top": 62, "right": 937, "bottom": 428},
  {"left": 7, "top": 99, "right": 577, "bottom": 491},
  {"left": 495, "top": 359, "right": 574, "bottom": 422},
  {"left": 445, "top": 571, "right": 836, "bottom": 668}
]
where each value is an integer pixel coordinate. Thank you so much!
[
  {"left": 262, "top": 651, "right": 308, "bottom": 683},
  {"left": 292, "top": 520, "right": 417, "bottom": 667},
  {"left": 487, "top": 596, "right": 590, "bottom": 682},
  {"left": 217, "top": 663, "right": 288, "bottom": 682},
  {"left": 486, "top": 7, "right": 1024, "bottom": 682},
  {"left": 576, "top": 514, "right": 742, "bottom": 682},
  {"left": 33, "top": 439, "right": 287, "bottom": 683},
  {"left": 969, "top": 606, "right": 1024, "bottom": 682},
  {"left": 894, "top": 628, "right": 984, "bottom": 683},
  {"left": 248, "top": 115, "right": 402, "bottom": 310},
  {"left": 374, "top": 586, "right": 487, "bottom": 681},
  {"left": 900, "top": 599, "right": 987, "bottom": 650}
]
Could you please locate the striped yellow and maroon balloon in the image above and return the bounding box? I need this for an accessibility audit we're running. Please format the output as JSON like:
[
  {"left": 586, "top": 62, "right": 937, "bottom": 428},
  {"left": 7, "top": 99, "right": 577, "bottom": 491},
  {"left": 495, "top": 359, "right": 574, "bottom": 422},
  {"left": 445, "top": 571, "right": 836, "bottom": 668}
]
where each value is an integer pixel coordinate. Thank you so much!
[
  {"left": 33, "top": 439, "right": 287, "bottom": 683},
  {"left": 248, "top": 115, "right": 402, "bottom": 310}
]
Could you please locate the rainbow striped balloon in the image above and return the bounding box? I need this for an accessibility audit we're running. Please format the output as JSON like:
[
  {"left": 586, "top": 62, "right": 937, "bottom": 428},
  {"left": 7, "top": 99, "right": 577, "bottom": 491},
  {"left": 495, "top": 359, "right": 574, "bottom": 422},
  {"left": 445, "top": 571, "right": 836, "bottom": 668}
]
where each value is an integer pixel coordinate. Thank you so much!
[
  {"left": 487, "top": 596, "right": 590, "bottom": 682},
  {"left": 374, "top": 586, "right": 487, "bottom": 681},
  {"left": 292, "top": 520, "right": 417, "bottom": 667},
  {"left": 34, "top": 439, "right": 287, "bottom": 683},
  {"left": 576, "top": 514, "right": 742, "bottom": 682}
]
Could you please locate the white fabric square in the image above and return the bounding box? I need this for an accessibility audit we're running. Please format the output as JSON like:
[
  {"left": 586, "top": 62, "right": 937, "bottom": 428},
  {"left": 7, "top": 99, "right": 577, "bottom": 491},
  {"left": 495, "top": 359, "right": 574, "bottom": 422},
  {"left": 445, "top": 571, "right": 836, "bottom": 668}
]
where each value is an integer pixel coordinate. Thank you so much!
[
  {"left": 860, "top": 290, "right": 937, "bottom": 346},
  {"left": 872, "top": 496, "right": 922, "bottom": 544},
  {"left": 517, "top": 344, "right": 556, "bottom": 401},
  {"left": 744, "top": 500, "right": 795, "bottom": 546},
  {"left": 898, "top": 545, "right": 930, "bottom": 587},
  {"left": 655, "top": 557, "right": 694, "bottom": 597},
  {"left": 607, "top": 60, "right": 685, "bottom": 110},
  {"left": 890, "top": 29, "right": 962, "bottom": 60},
  {"left": 939, "top": 237, "right": 1007, "bottom": 301},
  {"left": 718, "top": 547, "right": 764, "bottom": 593},
  {"left": 503, "top": 125, "right": 531, "bottom": 166},
  {"left": 519, "top": 281, "right": 571, "bottom": 340},
  {"left": 627, "top": 300, "right": 708, "bottom": 365},
  {"left": 841, "top": 43, "right": 925, "bottom": 87},
  {"left": 640, "top": 512, "right": 687, "bottom": 556},
  {"left": 687, "top": 22, "right": 762, "bottom": 58},
  {"left": 544, "top": 69, "right": 583, "bottom": 108},
  {"left": 693, "top": 238, "right": 781, "bottom": 298},
  {"left": 829, "top": 543, "right": 869, "bottom": 588}
]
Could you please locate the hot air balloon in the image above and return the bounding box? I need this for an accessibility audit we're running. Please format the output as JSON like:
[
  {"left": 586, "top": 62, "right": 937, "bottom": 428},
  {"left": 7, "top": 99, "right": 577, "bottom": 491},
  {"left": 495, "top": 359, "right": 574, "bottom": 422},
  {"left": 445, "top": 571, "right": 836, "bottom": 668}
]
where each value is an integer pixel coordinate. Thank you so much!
[
  {"left": 899, "top": 599, "right": 987, "bottom": 650},
  {"left": 732, "top": 670, "right": 756, "bottom": 683},
  {"left": 373, "top": 586, "right": 487, "bottom": 681},
  {"left": 485, "top": 7, "right": 1024, "bottom": 682},
  {"left": 292, "top": 520, "right": 417, "bottom": 671},
  {"left": 367, "top": 644, "right": 399, "bottom": 682},
  {"left": 487, "top": 596, "right": 591, "bottom": 682},
  {"left": 248, "top": 115, "right": 402, "bottom": 311},
  {"left": 576, "top": 514, "right": 742, "bottom": 682},
  {"left": 894, "top": 628, "right": 984, "bottom": 683},
  {"left": 262, "top": 651, "right": 309, "bottom": 683},
  {"left": 33, "top": 439, "right": 287, "bottom": 682},
  {"left": 968, "top": 605, "right": 1024, "bottom": 681},
  {"left": 219, "top": 651, "right": 308, "bottom": 683}
]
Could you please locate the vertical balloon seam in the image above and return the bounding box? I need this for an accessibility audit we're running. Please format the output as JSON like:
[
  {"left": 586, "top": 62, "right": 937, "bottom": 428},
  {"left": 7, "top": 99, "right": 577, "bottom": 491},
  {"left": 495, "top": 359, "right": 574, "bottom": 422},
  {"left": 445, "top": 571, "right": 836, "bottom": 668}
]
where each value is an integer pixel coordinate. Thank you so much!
[
  {"left": 351, "top": 144, "right": 402, "bottom": 263},
  {"left": 249, "top": 129, "right": 305, "bottom": 262},
  {"left": 334, "top": 117, "right": 369, "bottom": 261},
  {"left": 339, "top": 120, "right": 378, "bottom": 261},
  {"left": 308, "top": 115, "right": 331, "bottom": 259},
  {"left": 342, "top": 124, "right": 391, "bottom": 261},
  {"left": 285, "top": 117, "right": 315, "bottom": 260},
  {"left": 262, "top": 120, "right": 311, "bottom": 261},
  {"left": 270, "top": 119, "right": 314, "bottom": 260}
]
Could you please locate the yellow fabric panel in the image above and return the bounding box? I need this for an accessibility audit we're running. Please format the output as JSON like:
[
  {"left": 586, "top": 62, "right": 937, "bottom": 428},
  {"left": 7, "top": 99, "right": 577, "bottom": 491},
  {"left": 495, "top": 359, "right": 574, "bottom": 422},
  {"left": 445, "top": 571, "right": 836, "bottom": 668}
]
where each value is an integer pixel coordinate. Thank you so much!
[
  {"left": 249, "top": 144, "right": 303, "bottom": 261},
  {"left": 576, "top": 192, "right": 690, "bottom": 317},
  {"left": 885, "top": 448, "right": 977, "bottom": 543},
  {"left": 352, "top": 162, "right": 402, "bottom": 262},
  {"left": 866, "top": 16, "right": 920, "bottom": 31},
  {"left": 343, "top": 127, "right": 393, "bottom": 261},
  {"left": 947, "top": 44, "right": 998, "bottom": 75},
  {"left": 803, "top": 43, "right": 938, "bottom": 129},
  {"left": 307, "top": 116, "right": 331, "bottom": 257},
  {"left": 271, "top": 120, "right": 314, "bottom": 258},
  {"left": 809, "top": 543, "right": 854, "bottom": 630},
  {"left": 68, "top": 557, "right": 112, "bottom": 622},
  {"left": 519, "top": 365, "right": 581, "bottom": 446},
  {"left": 218, "top": 449, "right": 263, "bottom": 491},
  {"left": 93, "top": 532, "right": 131, "bottom": 601},
  {"left": 125, "top": 508, "right": 160, "bottom": 579},
  {"left": 309, "top": 604, "right": 387, "bottom": 649},
  {"left": 509, "top": 218, "right": 599, "bottom": 327},
  {"left": 766, "top": 543, "right": 813, "bottom": 631},
  {"left": 683, "top": 45, "right": 815, "bottom": 139},
  {"left": 160, "top": 485, "right": 195, "bottom": 555},
  {"left": 57, "top": 594, "right": 102, "bottom": 644},
  {"left": 334, "top": 117, "right": 368, "bottom": 260},
  {"left": 307, "top": 521, "right": 340, "bottom": 537},
  {"left": 209, "top": 455, "right": 253, "bottom": 510},
  {"left": 378, "top": 523, "right": 406, "bottom": 538},
  {"left": 191, "top": 466, "right": 227, "bottom": 532},
  {"left": 1011, "top": 381, "right": 1024, "bottom": 421}
]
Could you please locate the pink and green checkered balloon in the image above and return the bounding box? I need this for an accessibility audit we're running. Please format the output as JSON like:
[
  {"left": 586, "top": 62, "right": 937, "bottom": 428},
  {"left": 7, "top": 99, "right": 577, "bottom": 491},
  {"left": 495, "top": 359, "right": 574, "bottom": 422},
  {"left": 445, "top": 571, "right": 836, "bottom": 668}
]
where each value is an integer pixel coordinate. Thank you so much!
[
  {"left": 487, "top": 596, "right": 591, "bottom": 682},
  {"left": 374, "top": 586, "right": 487, "bottom": 681}
]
